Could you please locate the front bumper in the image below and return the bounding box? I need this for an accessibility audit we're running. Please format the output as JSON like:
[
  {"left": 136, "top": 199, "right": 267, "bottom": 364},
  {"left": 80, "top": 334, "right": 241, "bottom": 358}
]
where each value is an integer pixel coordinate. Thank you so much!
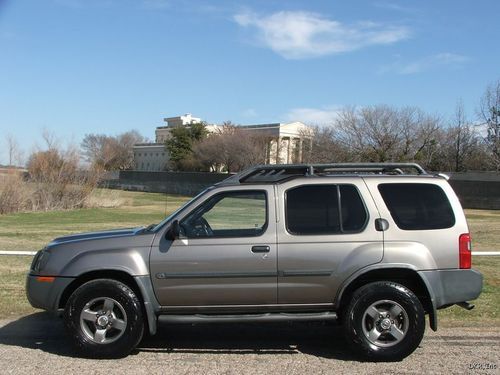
[{"left": 26, "top": 274, "right": 75, "bottom": 311}]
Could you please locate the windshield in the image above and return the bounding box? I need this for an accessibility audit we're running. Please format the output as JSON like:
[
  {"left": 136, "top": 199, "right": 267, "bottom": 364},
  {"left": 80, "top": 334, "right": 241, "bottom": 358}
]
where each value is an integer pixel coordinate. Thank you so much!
[{"left": 150, "top": 188, "right": 211, "bottom": 232}]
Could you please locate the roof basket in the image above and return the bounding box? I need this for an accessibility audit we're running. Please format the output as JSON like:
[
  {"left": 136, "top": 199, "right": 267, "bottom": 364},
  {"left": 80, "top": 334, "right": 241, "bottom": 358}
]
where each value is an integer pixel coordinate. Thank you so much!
[{"left": 223, "top": 163, "right": 427, "bottom": 184}]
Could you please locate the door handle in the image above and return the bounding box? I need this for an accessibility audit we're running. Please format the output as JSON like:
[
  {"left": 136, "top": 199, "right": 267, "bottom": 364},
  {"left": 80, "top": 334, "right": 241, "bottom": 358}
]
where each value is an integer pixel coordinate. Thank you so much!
[
  {"left": 251, "top": 245, "right": 270, "bottom": 253},
  {"left": 375, "top": 218, "right": 389, "bottom": 231}
]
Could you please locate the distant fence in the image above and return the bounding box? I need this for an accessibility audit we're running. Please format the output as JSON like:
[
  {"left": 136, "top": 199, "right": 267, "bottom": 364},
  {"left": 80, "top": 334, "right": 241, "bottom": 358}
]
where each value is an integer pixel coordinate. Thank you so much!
[
  {"left": 447, "top": 172, "right": 500, "bottom": 210},
  {"left": 102, "top": 170, "right": 500, "bottom": 210},
  {"left": 104, "top": 171, "right": 229, "bottom": 196}
]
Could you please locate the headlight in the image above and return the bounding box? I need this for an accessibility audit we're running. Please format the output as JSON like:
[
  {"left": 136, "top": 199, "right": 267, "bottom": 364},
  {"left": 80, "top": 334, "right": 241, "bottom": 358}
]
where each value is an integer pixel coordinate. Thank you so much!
[{"left": 31, "top": 250, "right": 51, "bottom": 272}]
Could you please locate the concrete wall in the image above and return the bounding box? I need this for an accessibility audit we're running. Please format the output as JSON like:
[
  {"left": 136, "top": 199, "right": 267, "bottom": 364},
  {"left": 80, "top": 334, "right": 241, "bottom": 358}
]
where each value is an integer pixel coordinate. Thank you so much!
[
  {"left": 106, "top": 171, "right": 229, "bottom": 196},
  {"left": 104, "top": 170, "right": 500, "bottom": 210},
  {"left": 448, "top": 172, "right": 500, "bottom": 210}
]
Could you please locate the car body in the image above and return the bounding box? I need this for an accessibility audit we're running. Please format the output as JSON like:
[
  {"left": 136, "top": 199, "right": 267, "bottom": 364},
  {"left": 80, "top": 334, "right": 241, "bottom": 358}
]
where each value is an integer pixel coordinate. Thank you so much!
[{"left": 26, "top": 163, "right": 483, "bottom": 360}]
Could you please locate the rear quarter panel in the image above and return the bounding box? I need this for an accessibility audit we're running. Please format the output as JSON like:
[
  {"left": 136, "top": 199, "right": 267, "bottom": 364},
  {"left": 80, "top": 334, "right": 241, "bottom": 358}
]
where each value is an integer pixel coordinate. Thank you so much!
[{"left": 363, "top": 176, "right": 468, "bottom": 270}]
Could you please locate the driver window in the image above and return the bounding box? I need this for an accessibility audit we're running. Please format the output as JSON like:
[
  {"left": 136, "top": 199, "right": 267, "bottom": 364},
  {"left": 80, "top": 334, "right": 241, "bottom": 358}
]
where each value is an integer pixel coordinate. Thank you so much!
[{"left": 180, "top": 191, "right": 267, "bottom": 238}]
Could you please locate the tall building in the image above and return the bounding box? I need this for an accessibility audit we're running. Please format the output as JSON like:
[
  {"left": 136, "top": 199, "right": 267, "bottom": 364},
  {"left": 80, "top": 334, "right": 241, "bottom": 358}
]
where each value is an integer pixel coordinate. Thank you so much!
[{"left": 133, "top": 114, "right": 312, "bottom": 171}]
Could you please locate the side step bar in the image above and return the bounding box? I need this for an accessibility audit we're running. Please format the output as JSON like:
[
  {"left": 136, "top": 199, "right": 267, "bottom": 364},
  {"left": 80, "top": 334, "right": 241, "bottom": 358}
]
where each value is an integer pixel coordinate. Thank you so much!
[{"left": 158, "top": 311, "right": 337, "bottom": 324}]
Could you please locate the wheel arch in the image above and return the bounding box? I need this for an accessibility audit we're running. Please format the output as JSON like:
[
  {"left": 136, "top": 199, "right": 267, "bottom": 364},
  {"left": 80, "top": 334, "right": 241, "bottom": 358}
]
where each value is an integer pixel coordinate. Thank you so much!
[
  {"left": 59, "top": 269, "right": 158, "bottom": 335},
  {"left": 335, "top": 266, "right": 437, "bottom": 331}
]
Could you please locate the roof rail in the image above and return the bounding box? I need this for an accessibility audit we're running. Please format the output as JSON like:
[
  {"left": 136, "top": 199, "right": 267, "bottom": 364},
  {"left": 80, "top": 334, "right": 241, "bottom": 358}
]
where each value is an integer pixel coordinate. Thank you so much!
[{"left": 222, "top": 163, "right": 427, "bottom": 184}]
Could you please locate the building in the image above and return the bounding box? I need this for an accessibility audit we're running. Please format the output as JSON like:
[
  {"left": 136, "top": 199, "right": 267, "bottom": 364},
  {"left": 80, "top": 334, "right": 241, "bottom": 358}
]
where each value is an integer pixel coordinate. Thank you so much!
[
  {"left": 133, "top": 114, "right": 312, "bottom": 171},
  {"left": 132, "top": 143, "right": 168, "bottom": 172},
  {"left": 237, "top": 122, "right": 311, "bottom": 164},
  {"left": 156, "top": 114, "right": 202, "bottom": 143}
]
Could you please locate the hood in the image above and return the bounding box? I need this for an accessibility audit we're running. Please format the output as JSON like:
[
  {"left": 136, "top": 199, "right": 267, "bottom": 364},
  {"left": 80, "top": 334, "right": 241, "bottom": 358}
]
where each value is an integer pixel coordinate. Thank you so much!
[{"left": 48, "top": 227, "right": 144, "bottom": 247}]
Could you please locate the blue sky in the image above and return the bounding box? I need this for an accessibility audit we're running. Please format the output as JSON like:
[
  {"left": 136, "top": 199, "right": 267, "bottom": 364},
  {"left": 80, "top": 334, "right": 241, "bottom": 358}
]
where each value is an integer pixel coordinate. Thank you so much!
[{"left": 1, "top": 0, "right": 499, "bottom": 164}]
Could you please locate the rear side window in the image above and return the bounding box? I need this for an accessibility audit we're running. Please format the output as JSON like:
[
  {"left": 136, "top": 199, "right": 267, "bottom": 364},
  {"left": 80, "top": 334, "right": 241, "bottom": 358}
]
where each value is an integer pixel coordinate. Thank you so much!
[
  {"left": 286, "top": 184, "right": 367, "bottom": 235},
  {"left": 378, "top": 183, "right": 455, "bottom": 230}
]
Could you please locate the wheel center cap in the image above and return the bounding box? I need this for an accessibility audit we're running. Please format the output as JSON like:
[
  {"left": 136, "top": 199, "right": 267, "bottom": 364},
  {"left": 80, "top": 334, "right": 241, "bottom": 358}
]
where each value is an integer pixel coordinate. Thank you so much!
[
  {"left": 380, "top": 318, "right": 392, "bottom": 330},
  {"left": 97, "top": 315, "right": 109, "bottom": 327}
]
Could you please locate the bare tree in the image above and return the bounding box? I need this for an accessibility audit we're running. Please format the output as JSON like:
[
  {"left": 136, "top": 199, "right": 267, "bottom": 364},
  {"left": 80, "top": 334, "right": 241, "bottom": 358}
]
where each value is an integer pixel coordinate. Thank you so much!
[
  {"left": 5, "top": 133, "right": 23, "bottom": 167},
  {"left": 445, "top": 101, "right": 476, "bottom": 171},
  {"left": 193, "top": 123, "right": 268, "bottom": 173},
  {"left": 41, "top": 128, "right": 59, "bottom": 150},
  {"left": 81, "top": 130, "right": 144, "bottom": 171},
  {"left": 300, "top": 126, "right": 350, "bottom": 164},
  {"left": 477, "top": 79, "right": 500, "bottom": 170},
  {"left": 332, "top": 105, "right": 442, "bottom": 166},
  {"left": 25, "top": 140, "right": 100, "bottom": 211}
]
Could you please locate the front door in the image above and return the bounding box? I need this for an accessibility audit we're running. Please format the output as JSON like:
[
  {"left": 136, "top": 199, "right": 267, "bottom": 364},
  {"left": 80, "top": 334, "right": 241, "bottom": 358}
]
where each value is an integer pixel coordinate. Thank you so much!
[{"left": 150, "top": 187, "right": 277, "bottom": 307}]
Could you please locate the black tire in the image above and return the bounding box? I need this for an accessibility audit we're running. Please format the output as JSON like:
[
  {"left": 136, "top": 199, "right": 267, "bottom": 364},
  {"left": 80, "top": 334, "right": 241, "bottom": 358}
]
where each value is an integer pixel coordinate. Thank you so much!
[
  {"left": 64, "top": 279, "right": 144, "bottom": 358},
  {"left": 343, "top": 281, "right": 425, "bottom": 361}
]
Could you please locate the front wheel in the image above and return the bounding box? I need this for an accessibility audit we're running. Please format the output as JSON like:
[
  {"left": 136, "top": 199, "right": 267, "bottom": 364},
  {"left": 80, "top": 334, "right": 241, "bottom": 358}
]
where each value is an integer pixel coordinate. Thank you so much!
[
  {"left": 343, "top": 281, "right": 425, "bottom": 361},
  {"left": 64, "top": 279, "right": 144, "bottom": 358}
]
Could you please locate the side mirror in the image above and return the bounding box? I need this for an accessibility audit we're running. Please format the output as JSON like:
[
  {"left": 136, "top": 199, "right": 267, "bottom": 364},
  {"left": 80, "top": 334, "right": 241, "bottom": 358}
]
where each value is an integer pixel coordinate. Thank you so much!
[{"left": 166, "top": 220, "right": 180, "bottom": 240}]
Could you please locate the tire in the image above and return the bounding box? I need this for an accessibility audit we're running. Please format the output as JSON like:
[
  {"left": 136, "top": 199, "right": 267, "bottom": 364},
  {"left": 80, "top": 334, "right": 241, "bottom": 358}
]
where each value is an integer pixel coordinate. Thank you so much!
[
  {"left": 64, "top": 279, "right": 144, "bottom": 358},
  {"left": 343, "top": 281, "right": 425, "bottom": 361}
]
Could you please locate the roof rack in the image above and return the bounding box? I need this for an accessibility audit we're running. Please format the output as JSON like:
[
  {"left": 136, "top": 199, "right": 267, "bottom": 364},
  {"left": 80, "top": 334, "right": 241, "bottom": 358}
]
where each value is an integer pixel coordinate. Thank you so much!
[{"left": 222, "top": 163, "right": 427, "bottom": 184}]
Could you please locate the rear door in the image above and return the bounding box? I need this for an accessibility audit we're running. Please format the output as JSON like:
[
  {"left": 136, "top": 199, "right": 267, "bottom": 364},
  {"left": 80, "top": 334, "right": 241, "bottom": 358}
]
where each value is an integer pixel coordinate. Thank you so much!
[{"left": 276, "top": 177, "right": 384, "bottom": 304}]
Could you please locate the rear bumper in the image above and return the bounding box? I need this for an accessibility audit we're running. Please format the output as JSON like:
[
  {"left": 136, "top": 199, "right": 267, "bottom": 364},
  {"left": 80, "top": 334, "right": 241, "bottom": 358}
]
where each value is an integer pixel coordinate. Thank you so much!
[
  {"left": 26, "top": 274, "right": 75, "bottom": 311},
  {"left": 418, "top": 269, "right": 483, "bottom": 309}
]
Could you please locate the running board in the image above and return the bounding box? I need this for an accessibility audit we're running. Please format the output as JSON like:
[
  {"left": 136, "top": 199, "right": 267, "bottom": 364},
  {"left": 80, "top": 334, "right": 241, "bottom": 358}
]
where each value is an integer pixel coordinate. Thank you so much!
[{"left": 158, "top": 311, "right": 337, "bottom": 324}]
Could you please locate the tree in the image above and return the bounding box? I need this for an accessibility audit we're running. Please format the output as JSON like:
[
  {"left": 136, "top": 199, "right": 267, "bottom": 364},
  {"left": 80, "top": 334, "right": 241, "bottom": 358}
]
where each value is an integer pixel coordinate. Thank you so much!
[
  {"left": 5, "top": 133, "right": 23, "bottom": 167},
  {"left": 193, "top": 123, "right": 268, "bottom": 173},
  {"left": 81, "top": 130, "right": 144, "bottom": 171},
  {"left": 332, "top": 105, "right": 441, "bottom": 166},
  {"left": 440, "top": 101, "right": 478, "bottom": 172},
  {"left": 300, "top": 126, "right": 350, "bottom": 164},
  {"left": 26, "top": 143, "right": 99, "bottom": 211},
  {"left": 477, "top": 79, "right": 500, "bottom": 170},
  {"left": 165, "top": 122, "right": 208, "bottom": 170}
]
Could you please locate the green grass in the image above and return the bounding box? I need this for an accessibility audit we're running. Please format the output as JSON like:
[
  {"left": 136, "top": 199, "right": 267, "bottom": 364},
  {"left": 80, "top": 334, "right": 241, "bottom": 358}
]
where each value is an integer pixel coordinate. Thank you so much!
[
  {"left": 0, "top": 189, "right": 498, "bottom": 323},
  {"left": 0, "top": 189, "right": 190, "bottom": 251},
  {"left": 0, "top": 256, "right": 36, "bottom": 318},
  {"left": 465, "top": 209, "right": 500, "bottom": 251},
  {"left": 439, "top": 257, "right": 500, "bottom": 326}
]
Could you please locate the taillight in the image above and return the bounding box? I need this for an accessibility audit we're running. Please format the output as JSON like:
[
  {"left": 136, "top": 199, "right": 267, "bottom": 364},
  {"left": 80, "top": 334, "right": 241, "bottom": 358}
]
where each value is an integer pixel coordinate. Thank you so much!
[{"left": 459, "top": 233, "right": 471, "bottom": 269}]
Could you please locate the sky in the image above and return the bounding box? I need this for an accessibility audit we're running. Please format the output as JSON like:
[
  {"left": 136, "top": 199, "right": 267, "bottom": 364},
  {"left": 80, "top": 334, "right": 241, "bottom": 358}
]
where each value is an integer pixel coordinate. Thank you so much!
[{"left": 0, "top": 0, "right": 499, "bottom": 165}]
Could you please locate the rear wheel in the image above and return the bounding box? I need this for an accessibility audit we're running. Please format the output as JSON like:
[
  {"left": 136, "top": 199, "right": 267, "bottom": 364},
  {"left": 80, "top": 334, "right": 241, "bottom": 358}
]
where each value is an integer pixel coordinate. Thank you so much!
[
  {"left": 343, "top": 281, "right": 425, "bottom": 361},
  {"left": 64, "top": 279, "right": 144, "bottom": 358}
]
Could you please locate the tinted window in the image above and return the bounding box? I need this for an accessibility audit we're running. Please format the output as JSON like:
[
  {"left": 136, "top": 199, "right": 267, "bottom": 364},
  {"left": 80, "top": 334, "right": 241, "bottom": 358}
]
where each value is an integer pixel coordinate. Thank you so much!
[
  {"left": 340, "top": 185, "right": 368, "bottom": 232},
  {"left": 378, "top": 183, "right": 455, "bottom": 230},
  {"left": 286, "top": 185, "right": 367, "bottom": 235},
  {"left": 180, "top": 191, "right": 267, "bottom": 238}
]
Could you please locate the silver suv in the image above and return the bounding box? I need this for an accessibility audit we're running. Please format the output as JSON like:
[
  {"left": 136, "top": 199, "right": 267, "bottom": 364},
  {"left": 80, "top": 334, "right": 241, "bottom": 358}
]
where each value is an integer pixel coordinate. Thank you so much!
[{"left": 26, "top": 163, "right": 483, "bottom": 360}]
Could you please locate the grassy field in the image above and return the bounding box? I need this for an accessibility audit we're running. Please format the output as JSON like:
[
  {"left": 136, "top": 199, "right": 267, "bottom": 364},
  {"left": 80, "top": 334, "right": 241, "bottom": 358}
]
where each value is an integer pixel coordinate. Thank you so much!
[
  {"left": 0, "top": 190, "right": 190, "bottom": 251},
  {"left": 464, "top": 209, "right": 500, "bottom": 250},
  {"left": 0, "top": 189, "right": 498, "bottom": 323}
]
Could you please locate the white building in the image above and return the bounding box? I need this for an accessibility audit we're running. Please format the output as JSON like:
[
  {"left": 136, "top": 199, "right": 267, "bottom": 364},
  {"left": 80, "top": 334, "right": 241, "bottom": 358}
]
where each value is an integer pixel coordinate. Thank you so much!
[
  {"left": 133, "top": 114, "right": 312, "bottom": 171},
  {"left": 132, "top": 143, "right": 168, "bottom": 172},
  {"left": 156, "top": 114, "right": 202, "bottom": 143}
]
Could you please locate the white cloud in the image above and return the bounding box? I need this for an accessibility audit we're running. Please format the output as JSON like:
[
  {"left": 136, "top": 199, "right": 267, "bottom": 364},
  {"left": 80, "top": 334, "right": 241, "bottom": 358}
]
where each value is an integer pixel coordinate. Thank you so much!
[
  {"left": 284, "top": 106, "right": 341, "bottom": 125},
  {"left": 233, "top": 10, "right": 410, "bottom": 59},
  {"left": 382, "top": 53, "right": 470, "bottom": 75},
  {"left": 241, "top": 108, "right": 258, "bottom": 118}
]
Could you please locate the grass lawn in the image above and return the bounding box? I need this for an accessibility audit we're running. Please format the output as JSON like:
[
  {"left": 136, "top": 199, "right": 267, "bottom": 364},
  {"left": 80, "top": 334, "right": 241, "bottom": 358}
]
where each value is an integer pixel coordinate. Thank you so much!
[
  {"left": 0, "top": 189, "right": 190, "bottom": 251},
  {"left": 0, "top": 189, "right": 498, "bottom": 324},
  {"left": 464, "top": 209, "right": 500, "bottom": 251}
]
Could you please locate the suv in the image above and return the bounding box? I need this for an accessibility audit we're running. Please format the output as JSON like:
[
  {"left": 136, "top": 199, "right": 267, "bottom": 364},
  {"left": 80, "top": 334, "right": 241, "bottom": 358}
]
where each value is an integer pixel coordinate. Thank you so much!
[{"left": 26, "top": 163, "right": 483, "bottom": 360}]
